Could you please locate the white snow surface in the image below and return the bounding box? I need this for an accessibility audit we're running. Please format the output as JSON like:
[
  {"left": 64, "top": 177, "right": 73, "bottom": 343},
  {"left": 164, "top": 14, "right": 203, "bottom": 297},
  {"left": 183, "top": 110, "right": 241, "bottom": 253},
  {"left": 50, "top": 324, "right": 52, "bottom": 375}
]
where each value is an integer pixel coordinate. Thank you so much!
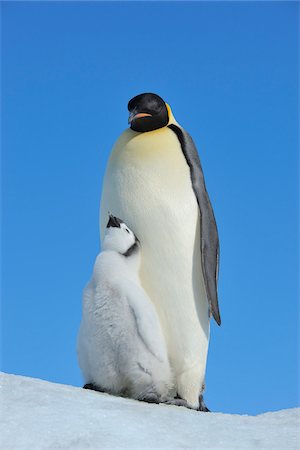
[{"left": 1, "top": 373, "right": 299, "bottom": 450}]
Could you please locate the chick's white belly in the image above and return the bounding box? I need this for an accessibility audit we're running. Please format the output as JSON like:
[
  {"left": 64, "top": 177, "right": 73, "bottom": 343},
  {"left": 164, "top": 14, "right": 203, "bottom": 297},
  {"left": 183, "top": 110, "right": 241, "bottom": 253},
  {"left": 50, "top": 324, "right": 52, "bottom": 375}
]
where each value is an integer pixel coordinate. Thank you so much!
[{"left": 100, "top": 163, "right": 210, "bottom": 374}]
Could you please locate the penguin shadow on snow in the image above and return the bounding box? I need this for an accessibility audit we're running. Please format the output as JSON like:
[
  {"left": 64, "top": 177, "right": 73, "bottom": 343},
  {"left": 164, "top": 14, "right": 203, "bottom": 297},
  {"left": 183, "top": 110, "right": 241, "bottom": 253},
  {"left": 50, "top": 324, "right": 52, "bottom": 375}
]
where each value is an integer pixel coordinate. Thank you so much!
[{"left": 77, "top": 214, "right": 188, "bottom": 409}]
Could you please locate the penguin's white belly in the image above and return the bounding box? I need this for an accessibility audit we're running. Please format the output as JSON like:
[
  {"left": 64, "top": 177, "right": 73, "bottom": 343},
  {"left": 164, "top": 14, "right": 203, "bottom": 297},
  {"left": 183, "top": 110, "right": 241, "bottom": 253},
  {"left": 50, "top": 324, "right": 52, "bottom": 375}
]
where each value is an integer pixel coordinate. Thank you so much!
[{"left": 100, "top": 128, "right": 209, "bottom": 375}]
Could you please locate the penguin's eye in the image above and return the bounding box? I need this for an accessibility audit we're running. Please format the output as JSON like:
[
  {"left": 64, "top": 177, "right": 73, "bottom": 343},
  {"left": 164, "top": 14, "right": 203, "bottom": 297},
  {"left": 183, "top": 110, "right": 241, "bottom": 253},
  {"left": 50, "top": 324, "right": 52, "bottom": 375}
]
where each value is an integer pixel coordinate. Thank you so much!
[{"left": 125, "top": 229, "right": 130, "bottom": 234}]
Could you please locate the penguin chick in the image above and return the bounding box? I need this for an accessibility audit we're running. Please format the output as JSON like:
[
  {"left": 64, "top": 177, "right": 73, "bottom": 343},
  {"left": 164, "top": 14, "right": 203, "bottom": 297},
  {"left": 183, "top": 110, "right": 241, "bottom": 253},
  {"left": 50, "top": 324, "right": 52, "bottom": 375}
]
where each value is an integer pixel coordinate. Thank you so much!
[{"left": 77, "top": 214, "right": 182, "bottom": 406}]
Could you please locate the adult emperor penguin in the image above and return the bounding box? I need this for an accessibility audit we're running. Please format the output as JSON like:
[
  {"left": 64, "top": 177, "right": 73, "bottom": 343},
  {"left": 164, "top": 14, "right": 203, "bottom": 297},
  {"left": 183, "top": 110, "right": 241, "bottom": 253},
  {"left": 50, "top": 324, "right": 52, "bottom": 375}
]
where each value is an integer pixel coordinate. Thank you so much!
[{"left": 100, "top": 93, "right": 220, "bottom": 411}]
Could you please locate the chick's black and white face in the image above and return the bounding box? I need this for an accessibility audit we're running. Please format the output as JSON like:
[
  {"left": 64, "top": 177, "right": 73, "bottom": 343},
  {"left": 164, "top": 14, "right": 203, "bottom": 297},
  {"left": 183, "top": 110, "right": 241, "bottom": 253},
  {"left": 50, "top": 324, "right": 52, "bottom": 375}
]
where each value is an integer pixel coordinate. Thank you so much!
[
  {"left": 128, "top": 93, "right": 169, "bottom": 133},
  {"left": 104, "top": 214, "right": 139, "bottom": 254}
]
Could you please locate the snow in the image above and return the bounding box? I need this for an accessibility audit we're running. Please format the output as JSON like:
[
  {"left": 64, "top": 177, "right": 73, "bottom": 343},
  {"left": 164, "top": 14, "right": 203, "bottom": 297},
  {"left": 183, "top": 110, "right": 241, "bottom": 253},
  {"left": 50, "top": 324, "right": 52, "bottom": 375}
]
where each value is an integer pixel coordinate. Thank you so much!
[{"left": 1, "top": 373, "right": 299, "bottom": 450}]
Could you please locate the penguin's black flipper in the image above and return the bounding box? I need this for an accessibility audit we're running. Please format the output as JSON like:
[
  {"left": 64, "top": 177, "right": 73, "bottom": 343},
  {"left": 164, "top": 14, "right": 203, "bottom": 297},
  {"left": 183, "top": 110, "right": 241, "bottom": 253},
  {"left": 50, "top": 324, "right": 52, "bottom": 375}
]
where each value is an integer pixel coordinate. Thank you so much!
[{"left": 168, "top": 124, "right": 221, "bottom": 326}]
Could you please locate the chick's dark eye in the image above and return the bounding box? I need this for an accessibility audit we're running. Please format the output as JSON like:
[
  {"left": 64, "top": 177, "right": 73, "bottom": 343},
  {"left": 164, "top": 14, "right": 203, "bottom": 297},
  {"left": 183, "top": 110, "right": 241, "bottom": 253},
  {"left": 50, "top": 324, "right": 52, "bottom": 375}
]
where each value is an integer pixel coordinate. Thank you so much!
[{"left": 126, "top": 229, "right": 130, "bottom": 233}]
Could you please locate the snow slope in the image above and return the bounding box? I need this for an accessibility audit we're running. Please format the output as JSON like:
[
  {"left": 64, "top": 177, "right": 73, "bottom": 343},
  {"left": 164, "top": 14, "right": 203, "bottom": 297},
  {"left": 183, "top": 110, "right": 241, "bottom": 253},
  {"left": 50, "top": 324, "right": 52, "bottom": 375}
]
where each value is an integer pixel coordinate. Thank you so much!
[{"left": 0, "top": 373, "right": 299, "bottom": 450}]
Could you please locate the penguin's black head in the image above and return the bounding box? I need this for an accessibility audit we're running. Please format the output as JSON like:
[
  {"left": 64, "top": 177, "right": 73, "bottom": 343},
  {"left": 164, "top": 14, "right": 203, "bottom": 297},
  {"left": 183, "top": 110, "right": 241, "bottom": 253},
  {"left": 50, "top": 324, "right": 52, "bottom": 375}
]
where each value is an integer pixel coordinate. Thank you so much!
[{"left": 128, "top": 93, "right": 169, "bottom": 133}]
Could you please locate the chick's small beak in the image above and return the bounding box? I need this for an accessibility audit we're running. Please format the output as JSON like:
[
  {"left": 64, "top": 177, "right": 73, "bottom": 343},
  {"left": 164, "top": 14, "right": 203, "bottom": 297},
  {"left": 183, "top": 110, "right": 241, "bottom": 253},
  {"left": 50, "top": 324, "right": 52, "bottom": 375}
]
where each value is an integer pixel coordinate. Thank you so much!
[{"left": 128, "top": 112, "right": 152, "bottom": 124}]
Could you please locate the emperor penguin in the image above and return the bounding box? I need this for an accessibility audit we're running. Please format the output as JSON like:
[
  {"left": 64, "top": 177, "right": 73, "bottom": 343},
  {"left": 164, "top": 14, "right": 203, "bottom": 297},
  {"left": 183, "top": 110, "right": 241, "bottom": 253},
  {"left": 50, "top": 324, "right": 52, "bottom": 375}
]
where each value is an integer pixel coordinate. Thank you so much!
[
  {"left": 100, "top": 93, "right": 220, "bottom": 410},
  {"left": 77, "top": 214, "right": 185, "bottom": 405}
]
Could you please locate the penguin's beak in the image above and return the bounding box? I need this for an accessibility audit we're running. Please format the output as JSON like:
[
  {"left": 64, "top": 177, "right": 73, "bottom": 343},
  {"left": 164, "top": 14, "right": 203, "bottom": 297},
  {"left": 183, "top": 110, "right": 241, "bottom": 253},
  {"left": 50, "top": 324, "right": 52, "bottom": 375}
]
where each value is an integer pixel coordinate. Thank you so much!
[
  {"left": 128, "top": 112, "right": 152, "bottom": 124},
  {"left": 107, "top": 213, "right": 123, "bottom": 228}
]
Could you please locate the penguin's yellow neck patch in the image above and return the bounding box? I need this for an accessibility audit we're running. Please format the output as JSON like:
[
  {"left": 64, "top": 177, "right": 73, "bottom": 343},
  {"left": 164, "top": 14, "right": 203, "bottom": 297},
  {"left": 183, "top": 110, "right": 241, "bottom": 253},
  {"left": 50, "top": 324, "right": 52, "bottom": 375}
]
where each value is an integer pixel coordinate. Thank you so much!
[{"left": 165, "top": 103, "right": 177, "bottom": 125}]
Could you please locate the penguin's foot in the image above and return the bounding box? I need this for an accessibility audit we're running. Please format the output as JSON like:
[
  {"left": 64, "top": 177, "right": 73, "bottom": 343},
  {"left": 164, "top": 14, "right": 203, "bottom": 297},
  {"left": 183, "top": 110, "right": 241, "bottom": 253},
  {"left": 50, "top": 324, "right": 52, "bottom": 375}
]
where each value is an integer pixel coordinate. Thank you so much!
[
  {"left": 139, "top": 392, "right": 161, "bottom": 404},
  {"left": 163, "top": 397, "right": 188, "bottom": 407},
  {"left": 172, "top": 393, "right": 210, "bottom": 411},
  {"left": 83, "top": 383, "right": 104, "bottom": 392},
  {"left": 198, "top": 394, "right": 210, "bottom": 412},
  {"left": 139, "top": 394, "right": 188, "bottom": 407}
]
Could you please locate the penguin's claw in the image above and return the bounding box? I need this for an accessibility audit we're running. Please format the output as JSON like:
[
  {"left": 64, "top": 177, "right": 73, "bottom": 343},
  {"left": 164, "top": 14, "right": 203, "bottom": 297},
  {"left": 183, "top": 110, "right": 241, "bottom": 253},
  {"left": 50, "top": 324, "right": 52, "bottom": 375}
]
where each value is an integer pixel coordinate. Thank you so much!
[
  {"left": 139, "top": 393, "right": 161, "bottom": 404},
  {"left": 198, "top": 404, "right": 210, "bottom": 412},
  {"left": 83, "top": 383, "right": 95, "bottom": 390},
  {"left": 83, "top": 383, "right": 104, "bottom": 393},
  {"left": 163, "top": 397, "right": 188, "bottom": 407},
  {"left": 198, "top": 394, "right": 210, "bottom": 412}
]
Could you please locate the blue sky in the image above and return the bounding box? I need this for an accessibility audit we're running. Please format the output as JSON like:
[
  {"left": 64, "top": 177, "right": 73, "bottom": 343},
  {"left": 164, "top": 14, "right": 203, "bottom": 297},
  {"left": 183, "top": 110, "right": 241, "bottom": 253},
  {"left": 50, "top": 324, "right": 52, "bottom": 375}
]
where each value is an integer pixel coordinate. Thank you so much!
[{"left": 2, "top": 2, "right": 299, "bottom": 415}]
